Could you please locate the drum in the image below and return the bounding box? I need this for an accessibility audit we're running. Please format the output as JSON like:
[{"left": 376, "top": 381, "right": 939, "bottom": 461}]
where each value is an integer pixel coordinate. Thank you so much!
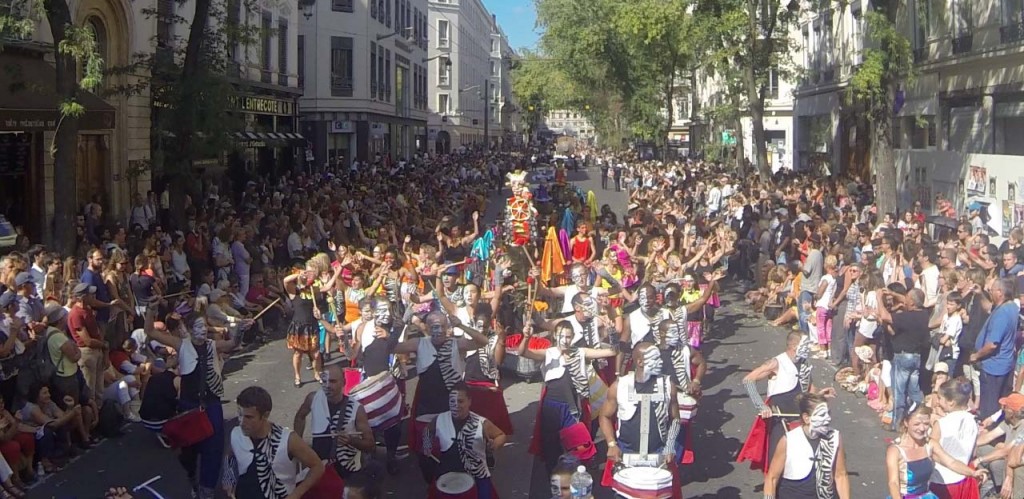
[
  {"left": 764, "top": 304, "right": 783, "bottom": 321},
  {"left": 414, "top": 414, "right": 438, "bottom": 455},
  {"left": 677, "top": 394, "right": 698, "bottom": 423},
  {"left": 342, "top": 368, "right": 363, "bottom": 396},
  {"left": 501, "top": 334, "right": 550, "bottom": 379},
  {"left": 435, "top": 472, "right": 478, "bottom": 498},
  {"left": 612, "top": 466, "right": 674, "bottom": 499},
  {"left": 349, "top": 372, "right": 403, "bottom": 430}
]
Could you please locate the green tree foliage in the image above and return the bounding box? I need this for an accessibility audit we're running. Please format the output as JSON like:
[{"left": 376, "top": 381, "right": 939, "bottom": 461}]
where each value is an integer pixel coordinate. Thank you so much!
[{"left": 848, "top": 1, "right": 914, "bottom": 215}]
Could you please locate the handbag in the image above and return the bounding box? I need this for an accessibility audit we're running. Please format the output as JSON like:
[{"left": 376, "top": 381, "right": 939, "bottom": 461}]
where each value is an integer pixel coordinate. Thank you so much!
[{"left": 162, "top": 341, "right": 214, "bottom": 447}]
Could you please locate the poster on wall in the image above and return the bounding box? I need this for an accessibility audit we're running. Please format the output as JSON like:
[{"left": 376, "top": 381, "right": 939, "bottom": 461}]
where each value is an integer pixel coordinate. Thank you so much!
[
  {"left": 967, "top": 166, "right": 987, "bottom": 195},
  {"left": 1016, "top": 204, "right": 1024, "bottom": 227},
  {"left": 990, "top": 176, "right": 999, "bottom": 198},
  {"left": 1003, "top": 201, "right": 1013, "bottom": 237},
  {"left": 1019, "top": 178, "right": 1024, "bottom": 201}
]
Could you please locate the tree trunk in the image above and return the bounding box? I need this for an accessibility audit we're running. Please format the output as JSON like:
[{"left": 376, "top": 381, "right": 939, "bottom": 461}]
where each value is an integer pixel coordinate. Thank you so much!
[
  {"left": 44, "top": 0, "right": 81, "bottom": 254},
  {"left": 873, "top": 0, "right": 901, "bottom": 216}
]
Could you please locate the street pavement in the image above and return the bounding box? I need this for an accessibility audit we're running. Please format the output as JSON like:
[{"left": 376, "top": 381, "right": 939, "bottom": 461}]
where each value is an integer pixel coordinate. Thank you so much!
[{"left": 32, "top": 165, "right": 890, "bottom": 498}]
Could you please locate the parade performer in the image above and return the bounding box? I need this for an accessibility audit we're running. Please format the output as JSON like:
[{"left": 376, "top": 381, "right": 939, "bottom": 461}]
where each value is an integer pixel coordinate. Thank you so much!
[
  {"left": 424, "top": 382, "right": 507, "bottom": 499},
  {"left": 737, "top": 332, "right": 836, "bottom": 473},
  {"left": 142, "top": 302, "right": 242, "bottom": 499},
  {"left": 764, "top": 393, "right": 851, "bottom": 499},
  {"left": 504, "top": 171, "right": 537, "bottom": 247},
  {"left": 293, "top": 363, "right": 375, "bottom": 498},
  {"left": 284, "top": 264, "right": 331, "bottom": 387},
  {"left": 336, "top": 298, "right": 405, "bottom": 473},
  {"left": 394, "top": 310, "right": 488, "bottom": 481},
  {"left": 599, "top": 342, "right": 683, "bottom": 499},
  {"left": 224, "top": 386, "right": 324, "bottom": 499},
  {"left": 665, "top": 272, "right": 723, "bottom": 350},
  {"left": 656, "top": 319, "right": 706, "bottom": 465},
  {"left": 570, "top": 223, "right": 596, "bottom": 265},
  {"left": 519, "top": 321, "right": 616, "bottom": 474},
  {"left": 536, "top": 263, "right": 620, "bottom": 315},
  {"left": 436, "top": 277, "right": 513, "bottom": 436}
]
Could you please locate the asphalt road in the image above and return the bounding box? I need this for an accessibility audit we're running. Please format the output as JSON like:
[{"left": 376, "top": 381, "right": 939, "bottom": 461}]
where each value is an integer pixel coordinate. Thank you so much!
[{"left": 32, "top": 165, "right": 890, "bottom": 498}]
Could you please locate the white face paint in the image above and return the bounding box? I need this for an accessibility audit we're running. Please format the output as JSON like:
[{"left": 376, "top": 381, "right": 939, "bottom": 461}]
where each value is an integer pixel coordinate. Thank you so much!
[
  {"left": 571, "top": 267, "right": 588, "bottom": 287},
  {"left": 556, "top": 328, "right": 574, "bottom": 351},
  {"left": 638, "top": 347, "right": 663, "bottom": 383},
  {"left": 449, "top": 391, "right": 460, "bottom": 415},
  {"left": 374, "top": 303, "right": 391, "bottom": 325},
  {"left": 638, "top": 288, "right": 652, "bottom": 310},
  {"left": 808, "top": 403, "right": 832, "bottom": 438},
  {"left": 192, "top": 319, "right": 208, "bottom": 341}
]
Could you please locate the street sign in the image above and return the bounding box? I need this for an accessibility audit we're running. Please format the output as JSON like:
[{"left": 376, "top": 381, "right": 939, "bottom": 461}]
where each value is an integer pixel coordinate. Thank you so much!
[{"left": 721, "top": 130, "right": 736, "bottom": 146}]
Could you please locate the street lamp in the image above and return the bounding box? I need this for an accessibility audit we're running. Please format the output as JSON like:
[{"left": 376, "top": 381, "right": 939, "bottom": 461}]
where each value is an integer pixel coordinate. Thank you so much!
[
  {"left": 423, "top": 55, "right": 452, "bottom": 67},
  {"left": 299, "top": 0, "right": 315, "bottom": 19}
]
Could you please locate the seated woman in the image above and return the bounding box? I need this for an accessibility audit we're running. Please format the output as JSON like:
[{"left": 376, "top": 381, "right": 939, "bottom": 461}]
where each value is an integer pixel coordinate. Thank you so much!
[
  {"left": 0, "top": 396, "right": 30, "bottom": 496},
  {"left": 769, "top": 261, "right": 804, "bottom": 328},
  {"left": 17, "top": 384, "right": 90, "bottom": 473},
  {"left": 102, "top": 362, "right": 143, "bottom": 423}
]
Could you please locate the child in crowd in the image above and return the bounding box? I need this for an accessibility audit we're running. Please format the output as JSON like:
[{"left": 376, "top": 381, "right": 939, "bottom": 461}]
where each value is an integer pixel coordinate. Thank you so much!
[{"left": 811, "top": 255, "right": 838, "bottom": 359}]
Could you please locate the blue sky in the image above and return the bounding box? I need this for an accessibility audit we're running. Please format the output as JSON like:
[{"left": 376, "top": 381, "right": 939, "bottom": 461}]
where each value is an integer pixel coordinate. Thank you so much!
[{"left": 483, "top": 0, "right": 539, "bottom": 52}]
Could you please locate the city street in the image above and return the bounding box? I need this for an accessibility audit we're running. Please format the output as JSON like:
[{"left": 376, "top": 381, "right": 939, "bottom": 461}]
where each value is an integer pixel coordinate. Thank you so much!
[{"left": 32, "top": 166, "right": 889, "bottom": 498}]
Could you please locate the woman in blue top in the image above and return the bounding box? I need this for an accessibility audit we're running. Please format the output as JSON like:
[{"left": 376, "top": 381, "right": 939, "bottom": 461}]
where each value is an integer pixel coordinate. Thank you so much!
[{"left": 885, "top": 405, "right": 984, "bottom": 498}]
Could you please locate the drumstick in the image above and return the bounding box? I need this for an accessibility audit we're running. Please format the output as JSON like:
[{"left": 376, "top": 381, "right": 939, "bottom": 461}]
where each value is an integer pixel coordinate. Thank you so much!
[
  {"left": 252, "top": 298, "right": 282, "bottom": 321},
  {"left": 160, "top": 290, "right": 192, "bottom": 300}
]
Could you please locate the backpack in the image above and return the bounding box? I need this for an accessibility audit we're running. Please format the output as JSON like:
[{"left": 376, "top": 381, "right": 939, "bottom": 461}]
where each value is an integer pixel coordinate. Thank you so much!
[
  {"left": 97, "top": 399, "right": 125, "bottom": 438},
  {"left": 16, "top": 327, "right": 63, "bottom": 398}
]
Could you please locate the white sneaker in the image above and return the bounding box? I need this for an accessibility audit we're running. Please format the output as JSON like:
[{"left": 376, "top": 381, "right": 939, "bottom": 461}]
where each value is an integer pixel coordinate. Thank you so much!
[{"left": 126, "top": 411, "right": 142, "bottom": 423}]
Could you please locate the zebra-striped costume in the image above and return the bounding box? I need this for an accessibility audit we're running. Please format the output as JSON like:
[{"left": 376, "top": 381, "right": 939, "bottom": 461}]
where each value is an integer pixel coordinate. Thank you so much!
[
  {"left": 229, "top": 423, "right": 295, "bottom": 498},
  {"left": 782, "top": 426, "right": 840, "bottom": 498},
  {"left": 436, "top": 411, "right": 490, "bottom": 479}
]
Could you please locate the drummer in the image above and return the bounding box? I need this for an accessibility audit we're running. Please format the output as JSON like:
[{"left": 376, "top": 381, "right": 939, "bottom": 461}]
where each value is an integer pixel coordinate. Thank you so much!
[
  {"left": 518, "top": 321, "right": 616, "bottom": 474},
  {"left": 339, "top": 297, "right": 405, "bottom": 474},
  {"left": 535, "top": 263, "right": 620, "bottom": 314},
  {"left": 426, "top": 382, "right": 507, "bottom": 499},
  {"left": 737, "top": 332, "right": 835, "bottom": 472},
  {"left": 655, "top": 319, "right": 706, "bottom": 462},
  {"left": 436, "top": 278, "right": 512, "bottom": 437},
  {"left": 292, "top": 363, "right": 375, "bottom": 496},
  {"left": 598, "top": 342, "right": 683, "bottom": 499},
  {"left": 393, "top": 310, "right": 488, "bottom": 482}
]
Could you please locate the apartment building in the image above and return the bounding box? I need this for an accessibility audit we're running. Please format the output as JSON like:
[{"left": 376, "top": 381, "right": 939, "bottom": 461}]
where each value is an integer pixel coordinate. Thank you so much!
[
  {"left": 492, "top": 24, "right": 522, "bottom": 148},
  {"left": 1, "top": 0, "right": 152, "bottom": 241},
  {"left": 542, "top": 110, "right": 596, "bottom": 144},
  {"left": 793, "top": 0, "right": 1024, "bottom": 215},
  {"left": 299, "top": 0, "right": 430, "bottom": 166},
  {"left": 426, "top": 0, "right": 505, "bottom": 152}
]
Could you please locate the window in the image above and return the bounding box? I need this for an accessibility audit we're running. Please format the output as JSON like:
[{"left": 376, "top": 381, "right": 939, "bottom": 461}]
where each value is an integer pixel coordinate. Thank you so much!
[
  {"left": 371, "top": 0, "right": 376, "bottom": 19},
  {"left": 439, "top": 93, "right": 450, "bottom": 114},
  {"left": 438, "top": 60, "right": 450, "bottom": 85},
  {"left": 261, "top": 12, "right": 272, "bottom": 71},
  {"left": 766, "top": 67, "right": 779, "bottom": 99},
  {"left": 385, "top": 49, "right": 392, "bottom": 102},
  {"left": 491, "top": 39, "right": 497, "bottom": 53},
  {"left": 952, "top": 0, "right": 972, "bottom": 35},
  {"left": 490, "top": 61, "right": 496, "bottom": 76},
  {"left": 910, "top": 117, "right": 936, "bottom": 149},
  {"left": 385, "top": 0, "right": 391, "bottom": 28},
  {"left": 157, "top": 0, "right": 173, "bottom": 48},
  {"left": 812, "top": 24, "right": 821, "bottom": 79},
  {"left": 1004, "top": 0, "right": 1024, "bottom": 25},
  {"left": 278, "top": 20, "right": 288, "bottom": 85},
  {"left": 378, "top": 0, "right": 385, "bottom": 23},
  {"left": 851, "top": 8, "right": 864, "bottom": 65},
  {"left": 331, "top": 0, "right": 353, "bottom": 12},
  {"left": 438, "top": 19, "right": 450, "bottom": 47},
  {"left": 378, "top": 48, "right": 385, "bottom": 101},
  {"left": 914, "top": 0, "right": 932, "bottom": 46},
  {"left": 298, "top": 35, "right": 304, "bottom": 87},
  {"left": 330, "top": 36, "right": 354, "bottom": 97},
  {"left": 86, "top": 17, "right": 107, "bottom": 88},
  {"left": 413, "top": 8, "right": 420, "bottom": 43},
  {"left": 371, "top": 42, "right": 378, "bottom": 99}
]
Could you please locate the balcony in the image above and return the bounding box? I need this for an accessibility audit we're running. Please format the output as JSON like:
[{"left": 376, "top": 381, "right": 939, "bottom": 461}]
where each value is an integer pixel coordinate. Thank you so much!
[
  {"left": 951, "top": 33, "right": 973, "bottom": 55},
  {"left": 331, "top": 76, "right": 354, "bottom": 97},
  {"left": 1001, "top": 23, "right": 1024, "bottom": 44}
]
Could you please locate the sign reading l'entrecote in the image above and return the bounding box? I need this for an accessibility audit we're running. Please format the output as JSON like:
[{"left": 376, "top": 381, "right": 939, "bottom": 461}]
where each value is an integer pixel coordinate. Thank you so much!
[{"left": 230, "top": 95, "right": 295, "bottom": 116}]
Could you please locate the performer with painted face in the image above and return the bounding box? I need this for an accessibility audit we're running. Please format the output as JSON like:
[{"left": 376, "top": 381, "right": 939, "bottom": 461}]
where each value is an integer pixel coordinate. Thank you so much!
[
  {"left": 535, "top": 263, "right": 621, "bottom": 314},
  {"left": 141, "top": 302, "right": 241, "bottom": 499},
  {"left": 518, "top": 320, "right": 616, "bottom": 474},
  {"left": 737, "top": 332, "right": 837, "bottom": 473},
  {"left": 599, "top": 342, "right": 683, "bottom": 499},
  {"left": 424, "top": 382, "right": 507, "bottom": 499},
  {"left": 224, "top": 386, "right": 324, "bottom": 499},
  {"left": 655, "top": 319, "right": 706, "bottom": 464},
  {"left": 335, "top": 297, "right": 405, "bottom": 473},
  {"left": 764, "top": 394, "right": 851, "bottom": 499},
  {"left": 293, "top": 364, "right": 375, "bottom": 498},
  {"left": 394, "top": 310, "right": 488, "bottom": 481},
  {"left": 437, "top": 279, "right": 512, "bottom": 436}
]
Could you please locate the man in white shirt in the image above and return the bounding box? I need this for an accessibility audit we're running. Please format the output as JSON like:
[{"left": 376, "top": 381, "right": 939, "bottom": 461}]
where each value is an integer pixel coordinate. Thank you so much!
[
  {"left": 706, "top": 180, "right": 722, "bottom": 218},
  {"left": 287, "top": 221, "right": 305, "bottom": 262},
  {"left": 916, "top": 245, "right": 941, "bottom": 309},
  {"left": 127, "top": 193, "right": 155, "bottom": 230}
]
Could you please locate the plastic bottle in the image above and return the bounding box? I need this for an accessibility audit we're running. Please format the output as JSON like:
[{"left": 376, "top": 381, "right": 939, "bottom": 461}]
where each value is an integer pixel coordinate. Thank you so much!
[{"left": 569, "top": 465, "right": 592, "bottom": 498}]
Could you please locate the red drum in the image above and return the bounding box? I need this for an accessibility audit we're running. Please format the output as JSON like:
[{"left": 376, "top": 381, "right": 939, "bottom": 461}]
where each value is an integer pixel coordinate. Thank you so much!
[
  {"left": 435, "top": 472, "right": 478, "bottom": 498},
  {"left": 612, "top": 467, "right": 674, "bottom": 499},
  {"left": 301, "top": 463, "right": 344, "bottom": 499},
  {"left": 343, "top": 368, "right": 362, "bottom": 396},
  {"left": 677, "top": 394, "right": 698, "bottom": 423},
  {"left": 502, "top": 335, "right": 551, "bottom": 379},
  {"left": 349, "top": 372, "right": 403, "bottom": 430}
]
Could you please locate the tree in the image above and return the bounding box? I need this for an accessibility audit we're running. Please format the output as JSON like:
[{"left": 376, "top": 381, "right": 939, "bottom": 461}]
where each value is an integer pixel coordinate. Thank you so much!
[
  {"left": 2, "top": 0, "right": 103, "bottom": 253},
  {"left": 848, "top": 2, "right": 914, "bottom": 215}
]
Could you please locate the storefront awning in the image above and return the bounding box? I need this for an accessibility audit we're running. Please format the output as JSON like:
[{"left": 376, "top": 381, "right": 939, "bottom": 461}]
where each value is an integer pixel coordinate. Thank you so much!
[
  {"left": 0, "top": 52, "right": 116, "bottom": 132},
  {"left": 232, "top": 131, "right": 306, "bottom": 143}
]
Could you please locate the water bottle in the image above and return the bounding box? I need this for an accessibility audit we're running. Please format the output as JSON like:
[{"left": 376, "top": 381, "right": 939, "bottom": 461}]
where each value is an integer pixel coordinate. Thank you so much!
[{"left": 569, "top": 465, "right": 592, "bottom": 498}]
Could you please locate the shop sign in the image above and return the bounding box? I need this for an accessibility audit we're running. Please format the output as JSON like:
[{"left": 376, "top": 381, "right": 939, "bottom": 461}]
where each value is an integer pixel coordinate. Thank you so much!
[
  {"left": 331, "top": 120, "right": 354, "bottom": 133},
  {"left": 370, "top": 123, "right": 386, "bottom": 139},
  {"left": 231, "top": 95, "right": 295, "bottom": 116}
]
